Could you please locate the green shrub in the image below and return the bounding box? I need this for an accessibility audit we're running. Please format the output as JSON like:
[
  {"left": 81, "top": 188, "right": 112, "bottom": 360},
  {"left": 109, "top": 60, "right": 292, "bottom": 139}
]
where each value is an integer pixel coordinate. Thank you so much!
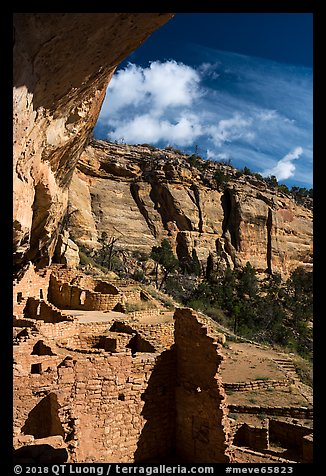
[
  {"left": 187, "top": 154, "right": 202, "bottom": 168},
  {"left": 133, "top": 269, "right": 146, "bottom": 283},
  {"left": 213, "top": 170, "right": 230, "bottom": 188},
  {"left": 79, "top": 251, "right": 90, "bottom": 266},
  {"left": 140, "top": 143, "right": 157, "bottom": 151},
  {"left": 165, "top": 145, "right": 184, "bottom": 155},
  {"left": 183, "top": 264, "right": 312, "bottom": 359},
  {"left": 242, "top": 166, "right": 252, "bottom": 175}
]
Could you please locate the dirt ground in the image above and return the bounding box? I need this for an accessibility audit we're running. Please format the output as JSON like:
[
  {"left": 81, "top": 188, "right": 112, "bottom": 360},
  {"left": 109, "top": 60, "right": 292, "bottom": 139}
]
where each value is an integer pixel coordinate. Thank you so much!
[
  {"left": 60, "top": 309, "right": 174, "bottom": 324},
  {"left": 220, "top": 342, "right": 286, "bottom": 382},
  {"left": 219, "top": 339, "right": 312, "bottom": 430},
  {"left": 60, "top": 309, "right": 127, "bottom": 323}
]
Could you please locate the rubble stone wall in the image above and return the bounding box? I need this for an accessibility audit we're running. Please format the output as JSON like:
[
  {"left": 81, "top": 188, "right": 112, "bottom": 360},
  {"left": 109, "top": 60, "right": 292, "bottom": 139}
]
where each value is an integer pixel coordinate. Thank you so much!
[
  {"left": 24, "top": 297, "right": 75, "bottom": 324},
  {"left": 36, "top": 321, "right": 82, "bottom": 340},
  {"left": 228, "top": 405, "right": 313, "bottom": 419},
  {"left": 13, "top": 263, "right": 52, "bottom": 316},
  {"left": 224, "top": 379, "right": 291, "bottom": 392}
]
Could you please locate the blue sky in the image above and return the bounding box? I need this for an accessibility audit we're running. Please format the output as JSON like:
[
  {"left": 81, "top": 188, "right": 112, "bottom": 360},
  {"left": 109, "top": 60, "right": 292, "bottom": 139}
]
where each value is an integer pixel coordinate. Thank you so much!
[{"left": 94, "top": 13, "right": 313, "bottom": 189}]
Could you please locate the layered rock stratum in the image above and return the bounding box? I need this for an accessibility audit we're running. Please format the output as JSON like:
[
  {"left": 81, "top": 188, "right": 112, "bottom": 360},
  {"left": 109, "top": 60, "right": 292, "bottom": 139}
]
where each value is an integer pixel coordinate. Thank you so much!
[
  {"left": 13, "top": 13, "right": 173, "bottom": 269},
  {"left": 68, "top": 140, "right": 313, "bottom": 278}
]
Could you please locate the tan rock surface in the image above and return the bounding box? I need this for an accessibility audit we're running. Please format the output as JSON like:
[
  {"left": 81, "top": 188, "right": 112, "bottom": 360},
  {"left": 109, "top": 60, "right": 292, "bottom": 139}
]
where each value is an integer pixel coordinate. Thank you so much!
[
  {"left": 13, "top": 13, "right": 173, "bottom": 268},
  {"left": 54, "top": 231, "right": 80, "bottom": 268},
  {"left": 68, "top": 141, "right": 312, "bottom": 278}
]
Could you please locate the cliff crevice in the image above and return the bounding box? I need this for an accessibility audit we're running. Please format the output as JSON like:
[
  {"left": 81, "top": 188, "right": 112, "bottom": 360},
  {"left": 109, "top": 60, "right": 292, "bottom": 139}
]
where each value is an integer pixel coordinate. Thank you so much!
[{"left": 130, "top": 183, "right": 158, "bottom": 239}]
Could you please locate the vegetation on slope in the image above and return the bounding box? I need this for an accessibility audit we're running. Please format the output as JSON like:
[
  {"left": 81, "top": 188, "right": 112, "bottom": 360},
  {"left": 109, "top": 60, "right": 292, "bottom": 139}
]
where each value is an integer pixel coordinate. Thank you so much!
[{"left": 78, "top": 231, "right": 312, "bottom": 361}]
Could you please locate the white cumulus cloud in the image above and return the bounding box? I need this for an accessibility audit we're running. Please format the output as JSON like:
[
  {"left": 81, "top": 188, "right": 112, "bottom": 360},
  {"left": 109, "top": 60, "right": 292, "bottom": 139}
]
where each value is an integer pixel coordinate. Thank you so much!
[
  {"left": 142, "top": 60, "right": 202, "bottom": 110},
  {"left": 95, "top": 52, "right": 312, "bottom": 187},
  {"left": 109, "top": 112, "right": 202, "bottom": 146},
  {"left": 100, "top": 60, "right": 202, "bottom": 118},
  {"left": 256, "top": 109, "right": 278, "bottom": 121},
  {"left": 207, "top": 114, "right": 254, "bottom": 147},
  {"left": 262, "top": 146, "right": 303, "bottom": 181}
]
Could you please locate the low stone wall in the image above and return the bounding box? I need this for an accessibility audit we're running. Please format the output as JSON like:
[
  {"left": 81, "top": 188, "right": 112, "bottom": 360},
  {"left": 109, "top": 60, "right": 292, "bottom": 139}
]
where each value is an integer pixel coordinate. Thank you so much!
[
  {"left": 129, "top": 308, "right": 162, "bottom": 320},
  {"left": 224, "top": 379, "right": 290, "bottom": 392},
  {"left": 24, "top": 297, "right": 76, "bottom": 324},
  {"left": 58, "top": 332, "right": 132, "bottom": 355},
  {"left": 123, "top": 289, "right": 142, "bottom": 303},
  {"left": 231, "top": 446, "right": 296, "bottom": 464},
  {"left": 132, "top": 322, "right": 175, "bottom": 351},
  {"left": 228, "top": 404, "right": 313, "bottom": 419},
  {"left": 37, "top": 321, "right": 81, "bottom": 340},
  {"left": 232, "top": 419, "right": 313, "bottom": 463},
  {"left": 108, "top": 320, "right": 175, "bottom": 352}
]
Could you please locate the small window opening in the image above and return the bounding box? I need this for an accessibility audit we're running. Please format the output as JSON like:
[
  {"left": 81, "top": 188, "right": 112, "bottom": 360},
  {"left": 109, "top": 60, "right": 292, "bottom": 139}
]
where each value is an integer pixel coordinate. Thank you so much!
[
  {"left": 31, "top": 363, "right": 42, "bottom": 374},
  {"left": 17, "top": 292, "right": 23, "bottom": 303},
  {"left": 79, "top": 290, "right": 86, "bottom": 305}
]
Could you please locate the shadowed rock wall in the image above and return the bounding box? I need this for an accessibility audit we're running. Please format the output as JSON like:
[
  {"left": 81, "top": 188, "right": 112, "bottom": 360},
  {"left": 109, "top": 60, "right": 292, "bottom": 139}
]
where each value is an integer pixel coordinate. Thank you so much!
[{"left": 174, "top": 308, "right": 233, "bottom": 463}]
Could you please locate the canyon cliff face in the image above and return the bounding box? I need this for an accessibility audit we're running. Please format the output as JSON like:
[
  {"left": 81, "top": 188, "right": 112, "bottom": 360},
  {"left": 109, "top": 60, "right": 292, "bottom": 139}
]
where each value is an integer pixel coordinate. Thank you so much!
[
  {"left": 68, "top": 141, "right": 313, "bottom": 278},
  {"left": 13, "top": 13, "right": 173, "bottom": 269}
]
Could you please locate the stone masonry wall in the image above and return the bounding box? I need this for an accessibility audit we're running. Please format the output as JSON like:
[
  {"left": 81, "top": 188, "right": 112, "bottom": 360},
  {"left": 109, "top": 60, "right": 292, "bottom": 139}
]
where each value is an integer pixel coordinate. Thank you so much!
[
  {"left": 174, "top": 308, "right": 233, "bottom": 463},
  {"left": 48, "top": 275, "right": 122, "bottom": 311},
  {"left": 13, "top": 263, "right": 52, "bottom": 317},
  {"left": 128, "top": 321, "right": 175, "bottom": 351},
  {"left": 129, "top": 309, "right": 162, "bottom": 320},
  {"left": 269, "top": 419, "right": 313, "bottom": 457},
  {"left": 13, "top": 266, "right": 237, "bottom": 463},
  {"left": 14, "top": 349, "right": 176, "bottom": 463},
  {"left": 228, "top": 405, "right": 313, "bottom": 420},
  {"left": 233, "top": 423, "right": 269, "bottom": 452},
  {"left": 24, "top": 297, "right": 76, "bottom": 324},
  {"left": 224, "top": 379, "right": 290, "bottom": 392},
  {"left": 36, "top": 321, "right": 82, "bottom": 340}
]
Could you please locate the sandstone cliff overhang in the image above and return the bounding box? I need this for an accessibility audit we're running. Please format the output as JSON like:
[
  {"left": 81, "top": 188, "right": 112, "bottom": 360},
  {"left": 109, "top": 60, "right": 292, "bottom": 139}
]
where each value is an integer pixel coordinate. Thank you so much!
[{"left": 13, "top": 13, "right": 174, "bottom": 270}]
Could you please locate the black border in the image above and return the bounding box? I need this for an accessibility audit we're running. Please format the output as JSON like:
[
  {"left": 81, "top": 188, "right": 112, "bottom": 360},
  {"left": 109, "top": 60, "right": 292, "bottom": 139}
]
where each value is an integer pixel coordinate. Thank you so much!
[{"left": 8, "top": 3, "right": 321, "bottom": 472}]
